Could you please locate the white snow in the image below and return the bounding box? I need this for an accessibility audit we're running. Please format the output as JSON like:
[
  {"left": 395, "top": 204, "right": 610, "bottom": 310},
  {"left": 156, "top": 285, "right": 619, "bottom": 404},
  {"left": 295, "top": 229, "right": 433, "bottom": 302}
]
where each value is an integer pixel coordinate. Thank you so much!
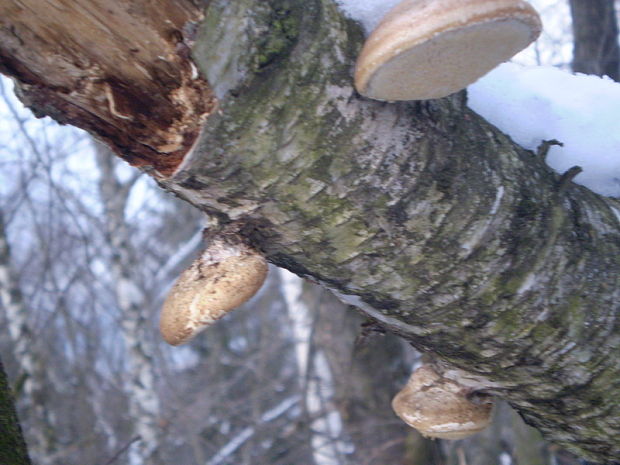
[
  {"left": 469, "top": 63, "right": 620, "bottom": 197},
  {"left": 334, "top": 0, "right": 401, "bottom": 33}
]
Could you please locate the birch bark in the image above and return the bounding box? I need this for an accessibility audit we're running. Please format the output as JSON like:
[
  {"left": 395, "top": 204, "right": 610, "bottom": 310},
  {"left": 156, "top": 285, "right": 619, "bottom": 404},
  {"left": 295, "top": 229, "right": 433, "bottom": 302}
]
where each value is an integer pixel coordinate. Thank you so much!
[
  {"left": 0, "top": 211, "right": 56, "bottom": 463},
  {"left": 95, "top": 143, "right": 163, "bottom": 465},
  {"left": 280, "top": 269, "right": 349, "bottom": 465}
]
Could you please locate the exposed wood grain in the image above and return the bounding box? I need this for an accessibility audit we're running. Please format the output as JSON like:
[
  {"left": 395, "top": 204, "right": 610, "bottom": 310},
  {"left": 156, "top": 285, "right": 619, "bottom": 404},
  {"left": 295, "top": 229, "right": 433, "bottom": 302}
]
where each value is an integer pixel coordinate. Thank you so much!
[{"left": 0, "top": 0, "right": 216, "bottom": 175}]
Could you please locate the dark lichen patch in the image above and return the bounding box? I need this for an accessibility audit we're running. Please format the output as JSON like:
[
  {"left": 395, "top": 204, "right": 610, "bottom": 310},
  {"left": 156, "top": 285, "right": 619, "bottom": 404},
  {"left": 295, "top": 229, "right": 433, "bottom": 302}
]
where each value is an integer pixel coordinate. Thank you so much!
[
  {"left": 432, "top": 159, "right": 460, "bottom": 197},
  {"left": 358, "top": 292, "right": 400, "bottom": 312},
  {"left": 178, "top": 175, "right": 210, "bottom": 190}
]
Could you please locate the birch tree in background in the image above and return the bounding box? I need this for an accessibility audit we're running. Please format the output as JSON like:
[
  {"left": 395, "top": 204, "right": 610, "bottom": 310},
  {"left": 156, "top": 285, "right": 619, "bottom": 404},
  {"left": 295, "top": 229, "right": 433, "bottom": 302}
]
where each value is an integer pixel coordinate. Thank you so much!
[
  {"left": 309, "top": 283, "right": 433, "bottom": 465},
  {"left": 95, "top": 142, "right": 167, "bottom": 464},
  {"left": 0, "top": 78, "right": 104, "bottom": 462},
  {"left": 0, "top": 211, "right": 55, "bottom": 464},
  {"left": 279, "top": 268, "right": 350, "bottom": 465}
]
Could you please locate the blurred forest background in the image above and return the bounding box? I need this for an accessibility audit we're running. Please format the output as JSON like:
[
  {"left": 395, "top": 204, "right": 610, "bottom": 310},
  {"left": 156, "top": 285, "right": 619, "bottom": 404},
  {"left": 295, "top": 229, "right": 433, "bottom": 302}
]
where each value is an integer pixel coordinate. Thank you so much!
[{"left": 0, "top": 1, "right": 618, "bottom": 464}]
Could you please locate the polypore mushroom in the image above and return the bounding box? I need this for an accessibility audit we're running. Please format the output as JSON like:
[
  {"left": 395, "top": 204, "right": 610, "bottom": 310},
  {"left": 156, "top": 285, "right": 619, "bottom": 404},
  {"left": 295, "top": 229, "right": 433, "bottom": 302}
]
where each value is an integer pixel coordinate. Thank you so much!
[
  {"left": 354, "top": 0, "right": 542, "bottom": 101},
  {"left": 159, "top": 239, "right": 268, "bottom": 346},
  {"left": 392, "top": 364, "right": 493, "bottom": 439}
]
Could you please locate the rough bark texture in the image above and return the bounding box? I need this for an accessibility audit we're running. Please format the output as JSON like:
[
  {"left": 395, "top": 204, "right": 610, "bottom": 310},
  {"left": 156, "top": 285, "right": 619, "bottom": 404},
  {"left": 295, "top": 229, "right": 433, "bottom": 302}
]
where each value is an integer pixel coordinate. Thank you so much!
[
  {"left": 0, "top": 0, "right": 619, "bottom": 462},
  {"left": 168, "top": 2, "right": 620, "bottom": 460},
  {"left": 569, "top": 0, "right": 620, "bottom": 81},
  {"left": 0, "top": 357, "right": 32, "bottom": 465}
]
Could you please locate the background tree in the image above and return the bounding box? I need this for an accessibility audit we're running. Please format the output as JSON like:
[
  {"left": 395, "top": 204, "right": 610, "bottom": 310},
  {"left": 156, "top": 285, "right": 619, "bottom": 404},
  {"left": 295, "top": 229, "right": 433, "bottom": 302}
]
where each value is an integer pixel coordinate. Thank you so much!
[{"left": 569, "top": 0, "right": 620, "bottom": 80}]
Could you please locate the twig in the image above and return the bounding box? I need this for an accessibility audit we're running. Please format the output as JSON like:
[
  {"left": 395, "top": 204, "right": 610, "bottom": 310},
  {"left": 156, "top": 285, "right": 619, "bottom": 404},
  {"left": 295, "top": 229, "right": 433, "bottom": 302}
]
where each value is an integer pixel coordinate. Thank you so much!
[
  {"left": 536, "top": 139, "right": 563, "bottom": 160},
  {"left": 99, "top": 435, "right": 141, "bottom": 465},
  {"left": 557, "top": 166, "right": 583, "bottom": 193},
  {"left": 457, "top": 446, "right": 468, "bottom": 465}
]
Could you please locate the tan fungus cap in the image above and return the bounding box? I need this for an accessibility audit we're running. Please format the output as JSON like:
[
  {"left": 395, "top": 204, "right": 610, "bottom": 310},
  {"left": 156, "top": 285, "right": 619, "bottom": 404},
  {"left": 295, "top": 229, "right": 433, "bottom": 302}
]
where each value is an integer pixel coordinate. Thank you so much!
[
  {"left": 392, "top": 364, "right": 493, "bottom": 439},
  {"left": 355, "top": 0, "right": 542, "bottom": 101},
  {"left": 159, "top": 240, "right": 268, "bottom": 346}
]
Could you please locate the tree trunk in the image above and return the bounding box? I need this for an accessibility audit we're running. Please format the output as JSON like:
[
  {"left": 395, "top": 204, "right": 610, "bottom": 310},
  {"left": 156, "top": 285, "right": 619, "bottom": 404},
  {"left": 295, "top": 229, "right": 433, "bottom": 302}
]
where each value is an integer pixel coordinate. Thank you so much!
[
  {"left": 279, "top": 269, "right": 351, "bottom": 465},
  {"left": 0, "top": 356, "right": 32, "bottom": 465},
  {"left": 1, "top": 0, "right": 619, "bottom": 462},
  {"left": 95, "top": 143, "right": 164, "bottom": 465},
  {"left": 309, "top": 282, "right": 436, "bottom": 465},
  {"left": 0, "top": 211, "right": 57, "bottom": 463},
  {"left": 569, "top": 0, "right": 620, "bottom": 81}
]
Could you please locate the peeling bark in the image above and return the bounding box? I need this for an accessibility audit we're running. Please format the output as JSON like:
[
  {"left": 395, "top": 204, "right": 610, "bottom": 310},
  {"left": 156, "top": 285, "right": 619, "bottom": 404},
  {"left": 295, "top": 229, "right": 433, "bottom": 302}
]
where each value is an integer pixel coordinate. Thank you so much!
[{"left": 0, "top": 0, "right": 619, "bottom": 462}]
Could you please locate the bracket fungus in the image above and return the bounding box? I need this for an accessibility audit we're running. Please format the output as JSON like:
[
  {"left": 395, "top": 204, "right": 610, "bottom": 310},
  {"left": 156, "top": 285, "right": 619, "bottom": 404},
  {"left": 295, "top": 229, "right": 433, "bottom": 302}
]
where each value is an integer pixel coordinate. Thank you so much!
[
  {"left": 159, "top": 239, "right": 268, "bottom": 346},
  {"left": 354, "top": 0, "right": 542, "bottom": 101},
  {"left": 392, "top": 364, "right": 494, "bottom": 439}
]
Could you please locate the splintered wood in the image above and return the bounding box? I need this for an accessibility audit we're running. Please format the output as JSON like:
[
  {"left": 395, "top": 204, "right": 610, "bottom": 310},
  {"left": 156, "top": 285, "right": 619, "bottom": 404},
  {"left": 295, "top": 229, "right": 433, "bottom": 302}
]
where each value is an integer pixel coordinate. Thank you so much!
[{"left": 0, "top": 0, "right": 217, "bottom": 176}]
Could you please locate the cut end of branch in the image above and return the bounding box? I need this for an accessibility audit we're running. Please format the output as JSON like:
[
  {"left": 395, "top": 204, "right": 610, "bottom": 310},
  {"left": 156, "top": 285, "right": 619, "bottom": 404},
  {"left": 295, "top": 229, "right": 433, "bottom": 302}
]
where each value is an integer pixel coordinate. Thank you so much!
[{"left": 0, "top": 0, "right": 217, "bottom": 176}]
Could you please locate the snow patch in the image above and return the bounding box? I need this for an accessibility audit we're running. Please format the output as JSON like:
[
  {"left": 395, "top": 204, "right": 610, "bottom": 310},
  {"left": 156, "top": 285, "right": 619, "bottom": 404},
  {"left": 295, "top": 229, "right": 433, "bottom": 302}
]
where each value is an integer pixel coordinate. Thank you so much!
[
  {"left": 469, "top": 63, "right": 620, "bottom": 197},
  {"left": 334, "top": 0, "right": 402, "bottom": 33}
]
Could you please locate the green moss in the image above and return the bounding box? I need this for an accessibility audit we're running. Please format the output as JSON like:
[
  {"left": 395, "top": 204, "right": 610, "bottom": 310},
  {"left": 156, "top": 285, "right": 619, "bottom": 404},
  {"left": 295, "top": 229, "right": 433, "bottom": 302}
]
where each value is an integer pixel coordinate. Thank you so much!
[
  {"left": 254, "top": 1, "right": 301, "bottom": 70},
  {"left": 565, "top": 295, "right": 586, "bottom": 339}
]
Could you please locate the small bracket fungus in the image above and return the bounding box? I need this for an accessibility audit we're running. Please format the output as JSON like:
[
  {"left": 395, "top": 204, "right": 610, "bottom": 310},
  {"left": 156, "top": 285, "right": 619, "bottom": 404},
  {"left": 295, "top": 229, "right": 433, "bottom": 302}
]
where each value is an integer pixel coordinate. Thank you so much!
[
  {"left": 392, "top": 364, "right": 494, "bottom": 439},
  {"left": 354, "top": 0, "right": 542, "bottom": 101},
  {"left": 159, "top": 239, "right": 268, "bottom": 346}
]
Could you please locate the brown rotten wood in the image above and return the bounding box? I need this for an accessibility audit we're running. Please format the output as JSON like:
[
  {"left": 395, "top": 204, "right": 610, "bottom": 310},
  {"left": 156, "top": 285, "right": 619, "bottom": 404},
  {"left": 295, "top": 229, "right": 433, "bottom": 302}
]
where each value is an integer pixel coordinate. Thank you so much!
[
  {"left": 0, "top": 0, "right": 216, "bottom": 176},
  {"left": 0, "top": 0, "right": 619, "bottom": 462}
]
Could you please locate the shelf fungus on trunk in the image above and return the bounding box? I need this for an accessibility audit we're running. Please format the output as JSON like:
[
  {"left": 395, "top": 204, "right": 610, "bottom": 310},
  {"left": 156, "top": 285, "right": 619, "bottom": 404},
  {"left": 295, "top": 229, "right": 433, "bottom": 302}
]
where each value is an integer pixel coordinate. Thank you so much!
[
  {"left": 159, "top": 239, "right": 268, "bottom": 346},
  {"left": 392, "top": 364, "right": 494, "bottom": 439},
  {"left": 354, "top": 0, "right": 542, "bottom": 101}
]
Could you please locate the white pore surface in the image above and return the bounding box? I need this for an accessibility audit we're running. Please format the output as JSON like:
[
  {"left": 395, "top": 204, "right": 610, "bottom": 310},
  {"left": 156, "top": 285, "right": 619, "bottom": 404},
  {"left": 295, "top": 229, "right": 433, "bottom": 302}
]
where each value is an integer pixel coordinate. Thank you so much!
[{"left": 469, "top": 63, "right": 620, "bottom": 197}]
